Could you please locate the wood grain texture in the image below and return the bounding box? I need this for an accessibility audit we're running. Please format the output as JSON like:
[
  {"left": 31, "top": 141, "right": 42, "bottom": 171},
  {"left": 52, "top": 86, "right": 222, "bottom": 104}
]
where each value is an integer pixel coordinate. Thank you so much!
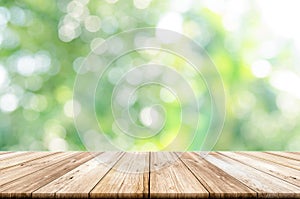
[
  {"left": 90, "top": 152, "right": 149, "bottom": 199},
  {"left": 0, "top": 152, "right": 96, "bottom": 198},
  {"left": 0, "top": 152, "right": 299, "bottom": 198},
  {"left": 150, "top": 152, "right": 208, "bottom": 198},
  {"left": 33, "top": 152, "right": 123, "bottom": 198},
  {"left": 0, "top": 152, "right": 54, "bottom": 170},
  {"left": 179, "top": 152, "right": 257, "bottom": 198},
  {"left": 242, "top": 152, "right": 300, "bottom": 170},
  {"left": 266, "top": 151, "right": 300, "bottom": 161},
  {"left": 0, "top": 152, "right": 30, "bottom": 162},
  {"left": 0, "top": 152, "right": 72, "bottom": 186},
  {"left": 0, "top": 152, "right": 12, "bottom": 156},
  {"left": 219, "top": 152, "right": 300, "bottom": 187},
  {"left": 206, "top": 152, "right": 300, "bottom": 198}
]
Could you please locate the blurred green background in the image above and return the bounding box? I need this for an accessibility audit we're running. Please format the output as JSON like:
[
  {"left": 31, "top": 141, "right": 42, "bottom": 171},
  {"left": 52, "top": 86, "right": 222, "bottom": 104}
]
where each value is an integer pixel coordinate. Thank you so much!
[{"left": 0, "top": 0, "right": 300, "bottom": 151}]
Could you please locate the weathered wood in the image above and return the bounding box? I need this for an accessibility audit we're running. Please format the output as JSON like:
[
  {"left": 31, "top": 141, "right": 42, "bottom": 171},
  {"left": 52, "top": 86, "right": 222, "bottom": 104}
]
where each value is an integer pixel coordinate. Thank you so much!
[
  {"left": 220, "top": 152, "right": 300, "bottom": 187},
  {"left": 0, "top": 152, "right": 30, "bottom": 162},
  {"left": 243, "top": 152, "right": 300, "bottom": 170},
  {"left": 90, "top": 152, "right": 149, "bottom": 198},
  {"left": 0, "top": 152, "right": 73, "bottom": 186},
  {"left": 179, "top": 152, "right": 257, "bottom": 198},
  {"left": 266, "top": 151, "right": 300, "bottom": 161},
  {"left": 206, "top": 152, "right": 300, "bottom": 198},
  {"left": 150, "top": 152, "right": 209, "bottom": 198},
  {"left": 0, "top": 152, "right": 299, "bottom": 198},
  {"left": 0, "top": 152, "right": 96, "bottom": 198},
  {"left": 33, "top": 152, "right": 123, "bottom": 198},
  {"left": 0, "top": 152, "right": 12, "bottom": 156},
  {"left": 0, "top": 152, "right": 55, "bottom": 170}
]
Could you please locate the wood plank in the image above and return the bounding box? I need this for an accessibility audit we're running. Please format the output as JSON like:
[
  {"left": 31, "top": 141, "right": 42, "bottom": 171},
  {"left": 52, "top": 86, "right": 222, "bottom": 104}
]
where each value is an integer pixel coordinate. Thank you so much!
[
  {"left": 0, "top": 152, "right": 12, "bottom": 155},
  {"left": 0, "top": 152, "right": 55, "bottom": 170},
  {"left": 0, "top": 152, "right": 96, "bottom": 198},
  {"left": 205, "top": 152, "right": 300, "bottom": 198},
  {"left": 33, "top": 152, "right": 123, "bottom": 198},
  {"left": 266, "top": 152, "right": 300, "bottom": 161},
  {"left": 90, "top": 152, "right": 149, "bottom": 199},
  {"left": 220, "top": 152, "right": 300, "bottom": 187},
  {"left": 150, "top": 152, "right": 208, "bottom": 198},
  {"left": 0, "top": 152, "right": 76, "bottom": 186},
  {"left": 0, "top": 152, "right": 30, "bottom": 162},
  {"left": 243, "top": 152, "right": 300, "bottom": 171},
  {"left": 0, "top": 152, "right": 299, "bottom": 198},
  {"left": 178, "top": 152, "right": 257, "bottom": 198}
]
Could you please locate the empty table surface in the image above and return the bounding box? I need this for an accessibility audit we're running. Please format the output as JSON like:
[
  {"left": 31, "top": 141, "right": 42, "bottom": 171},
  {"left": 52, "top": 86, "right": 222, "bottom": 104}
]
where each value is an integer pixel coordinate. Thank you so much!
[{"left": 0, "top": 152, "right": 299, "bottom": 198}]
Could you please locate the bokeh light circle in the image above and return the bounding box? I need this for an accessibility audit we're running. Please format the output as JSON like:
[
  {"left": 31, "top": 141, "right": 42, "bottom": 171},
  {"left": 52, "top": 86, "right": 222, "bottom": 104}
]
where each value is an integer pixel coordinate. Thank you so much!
[{"left": 73, "top": 28, "right": 225, "bottom": 172}]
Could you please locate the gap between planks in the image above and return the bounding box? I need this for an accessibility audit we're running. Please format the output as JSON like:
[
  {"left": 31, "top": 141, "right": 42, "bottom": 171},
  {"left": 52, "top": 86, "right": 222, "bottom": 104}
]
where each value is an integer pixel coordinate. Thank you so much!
[{"left": 0, "top": 152, "right": 300, "bottom": 198}]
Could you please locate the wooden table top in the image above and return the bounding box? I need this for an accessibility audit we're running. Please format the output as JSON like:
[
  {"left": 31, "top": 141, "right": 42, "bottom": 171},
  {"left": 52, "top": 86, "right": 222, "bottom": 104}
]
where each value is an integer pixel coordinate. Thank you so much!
[{"left": 0, "top": 151, "right": 299, "bottom": 198}]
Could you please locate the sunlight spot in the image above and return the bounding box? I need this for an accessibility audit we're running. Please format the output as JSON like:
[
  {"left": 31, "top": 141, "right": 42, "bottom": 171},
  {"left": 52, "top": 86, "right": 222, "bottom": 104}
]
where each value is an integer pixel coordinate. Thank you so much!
[
  {"left": 156, "top": 12, "right": 183, "bottom": 43},
  {"left": 270, "top": 70, "right": 300, "bottom": 99},
  {"left": 251, "top": 60, "right": 272, "bottom": 78},
  {"left": 133, "top": 0, "right": 152, "bottom": 9},
  {"left": 64, "top": 99, "right": 81, "bottom": 118},
  {"left": 0, "top": 93, "right": 18, "bottom": 113},
  {"left": 0, "top": 64, "right": 9, "bottom": 88},
  {"left": 160, "top": 87, "right": 176, "bottom": 103},
  {"left": 139, "top": 107, "right": 153, "bottom": 127},
  {"left": 48, "top": 138, "right": 68, "bottom": 151},
  {"left": 84, "top": 15, "right": 101, "bottom": 32}
]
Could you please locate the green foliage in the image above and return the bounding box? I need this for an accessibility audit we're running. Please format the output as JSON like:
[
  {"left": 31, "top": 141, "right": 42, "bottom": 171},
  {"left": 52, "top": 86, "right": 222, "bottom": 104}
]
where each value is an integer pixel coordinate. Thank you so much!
[{"left": 0, "top": 0, "right": 299, "bottom": 151}]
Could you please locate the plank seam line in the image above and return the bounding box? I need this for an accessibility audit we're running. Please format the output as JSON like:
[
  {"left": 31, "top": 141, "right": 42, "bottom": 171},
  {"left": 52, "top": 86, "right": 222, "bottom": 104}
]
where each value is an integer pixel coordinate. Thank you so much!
[
  {"left": 175, "top": 152, "right": 211, "bottom": 198},
  {"left": 208, "top": 152, "right": 259, "bottom": 198},
  {"left": 28, "top": 152, "right": 96, "bottom": 198},
  {"left": 0, "top": 152, "right": 32, "bottom": 163},
  {"left": 218, "top": 152, "right": 300, "bottom": 189},
  {"left": 33, "top": 152, "right": 102, "bottom": 198},
  {"left": 265, "top": 152, "right": 300, "bottom": 162},
  {"left": 0, "top": 152, "right": 82, "bottom": 196},
  {"left": 0, "top": 152, "right": 12, "bottom": 156},
  {"left": 148, "top": 152, "right": 151, "bottom": 199},
  {"left": 201, "top": 153, "right": 259, "bottom": 198},
  {"left": 0, "top": 152, "right": 61, "bottom": 171},
  {"left": 242, "top": 152, "right": 300, "bottom": 170},
  {"left": 88, "top": 152, "right": 125, "bottom": 198},
  {"left": 0, "top": 152, "right": 70, "bottom": 188}
]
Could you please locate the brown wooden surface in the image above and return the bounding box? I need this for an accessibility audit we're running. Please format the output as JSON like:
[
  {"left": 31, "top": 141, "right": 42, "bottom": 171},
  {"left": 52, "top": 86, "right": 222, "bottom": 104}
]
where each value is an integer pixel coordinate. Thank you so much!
[
  {"left": 150, "top": 152, "right": 208, "bottom": 198},
  {"left": 90, "top": 152, "right": 148, "bottom": 198},
  {"left": 178, "top": 152, "right": 256, "bottom": 198},
  {"left": 266, "top": 151, "right": 300, "bottom": 161},
  {"left": 0, "top": 152, "right": 299, "bottom": 198}
]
